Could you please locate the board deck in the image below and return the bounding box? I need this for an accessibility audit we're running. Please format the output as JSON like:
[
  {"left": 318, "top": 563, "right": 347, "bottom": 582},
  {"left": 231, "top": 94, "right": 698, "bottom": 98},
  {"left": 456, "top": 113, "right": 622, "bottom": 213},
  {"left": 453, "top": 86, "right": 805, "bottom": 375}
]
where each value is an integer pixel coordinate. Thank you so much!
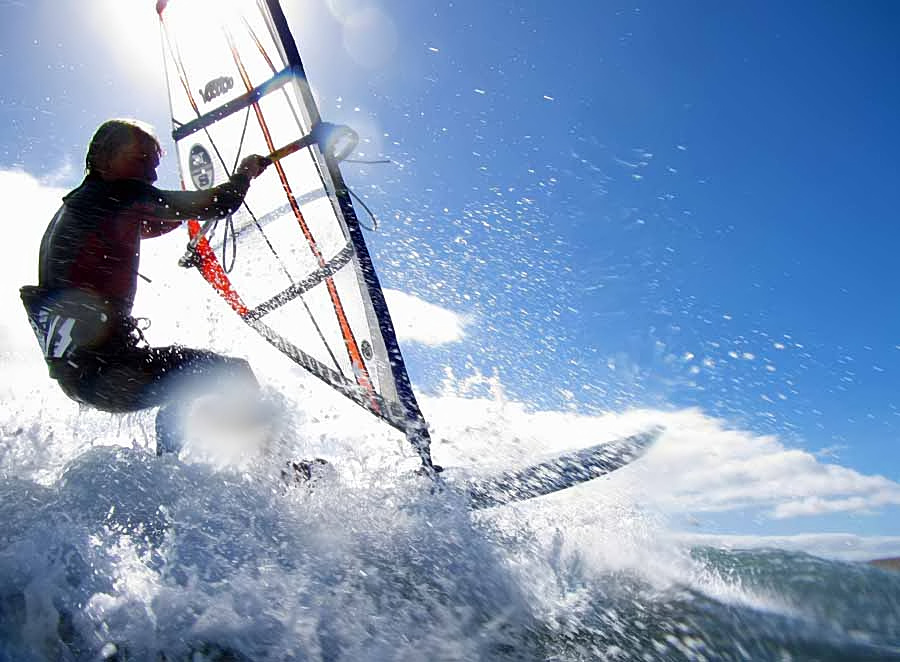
[{"left": 463, "top": 427, "right": 662, "bottom": 510}]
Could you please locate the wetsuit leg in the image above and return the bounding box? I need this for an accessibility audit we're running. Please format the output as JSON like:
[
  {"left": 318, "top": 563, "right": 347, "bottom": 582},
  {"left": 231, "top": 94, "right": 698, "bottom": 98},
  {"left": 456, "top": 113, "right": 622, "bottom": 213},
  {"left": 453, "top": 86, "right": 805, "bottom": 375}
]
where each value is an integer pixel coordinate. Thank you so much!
[
  {"left": 133, "top": 345, "right": 260, "bottom": 456},
  {"left": 54, "top": 343, "right": 259, "bottom": 454}
]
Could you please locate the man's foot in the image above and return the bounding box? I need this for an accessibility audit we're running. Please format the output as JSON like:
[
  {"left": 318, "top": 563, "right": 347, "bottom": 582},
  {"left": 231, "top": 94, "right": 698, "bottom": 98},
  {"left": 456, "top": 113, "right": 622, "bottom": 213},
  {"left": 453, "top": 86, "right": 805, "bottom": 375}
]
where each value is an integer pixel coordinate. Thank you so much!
[
  {"left": 160, "top": 392, "right": 283, "bottom": 464},
  {"left": 190, "top": 392, "right": 276, "bottom": 430}
]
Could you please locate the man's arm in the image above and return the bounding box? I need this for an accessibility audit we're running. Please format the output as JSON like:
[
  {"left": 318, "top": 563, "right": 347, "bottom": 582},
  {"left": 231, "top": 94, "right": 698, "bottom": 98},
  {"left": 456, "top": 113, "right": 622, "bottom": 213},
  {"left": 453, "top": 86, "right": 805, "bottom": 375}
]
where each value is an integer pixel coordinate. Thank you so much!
[
  {"left": 130, "top": 155, "right": 270, "bottom": 225},
  {"left": 133, "top": 173, "right": 251, "bottom": 223}
]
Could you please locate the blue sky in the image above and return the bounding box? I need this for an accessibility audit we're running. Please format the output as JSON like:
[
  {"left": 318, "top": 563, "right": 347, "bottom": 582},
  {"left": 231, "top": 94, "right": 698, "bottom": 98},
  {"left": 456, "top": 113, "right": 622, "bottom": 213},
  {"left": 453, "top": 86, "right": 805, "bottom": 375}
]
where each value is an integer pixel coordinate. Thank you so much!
[{"left": 1, "top": 1, "right": 898, "bottom": 539}]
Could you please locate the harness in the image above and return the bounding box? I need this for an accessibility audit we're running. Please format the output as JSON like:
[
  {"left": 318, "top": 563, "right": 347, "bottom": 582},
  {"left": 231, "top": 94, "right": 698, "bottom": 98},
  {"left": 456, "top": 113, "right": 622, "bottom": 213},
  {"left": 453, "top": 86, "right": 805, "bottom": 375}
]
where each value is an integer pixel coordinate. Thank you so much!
[{"left": 19, "top": 285, "right": 146, "bottom": 382}]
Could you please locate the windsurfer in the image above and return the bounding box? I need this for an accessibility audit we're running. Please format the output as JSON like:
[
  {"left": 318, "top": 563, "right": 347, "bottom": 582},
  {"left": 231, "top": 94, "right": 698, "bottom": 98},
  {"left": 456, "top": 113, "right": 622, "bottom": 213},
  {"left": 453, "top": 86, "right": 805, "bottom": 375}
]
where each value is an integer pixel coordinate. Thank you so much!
[{"left": 20, "top": 118, "right": 271, "bottom": 454}]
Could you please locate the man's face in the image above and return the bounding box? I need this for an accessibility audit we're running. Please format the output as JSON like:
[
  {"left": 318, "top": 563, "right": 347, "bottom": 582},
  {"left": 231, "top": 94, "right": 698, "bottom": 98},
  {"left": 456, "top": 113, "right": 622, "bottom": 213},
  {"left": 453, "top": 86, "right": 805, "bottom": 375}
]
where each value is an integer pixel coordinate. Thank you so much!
[{"left": 105, "top": 134, "right": 160, "bottom": 184}]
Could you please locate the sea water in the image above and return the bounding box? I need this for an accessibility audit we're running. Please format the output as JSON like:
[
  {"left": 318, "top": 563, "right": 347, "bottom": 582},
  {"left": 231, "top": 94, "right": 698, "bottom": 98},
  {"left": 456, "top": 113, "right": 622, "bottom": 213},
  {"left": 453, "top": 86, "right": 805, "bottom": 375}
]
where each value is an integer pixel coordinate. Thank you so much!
[{"left": 1, "top": 437, "right": 899, "bottom": 661}]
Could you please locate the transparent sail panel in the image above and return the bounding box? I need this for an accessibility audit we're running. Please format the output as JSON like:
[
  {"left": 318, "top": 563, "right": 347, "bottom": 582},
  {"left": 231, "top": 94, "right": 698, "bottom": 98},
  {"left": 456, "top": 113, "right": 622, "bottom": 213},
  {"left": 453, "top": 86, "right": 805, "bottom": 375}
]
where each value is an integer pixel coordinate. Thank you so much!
[{"left": 157, "top": 0, "right": 411, "bottom": 429}]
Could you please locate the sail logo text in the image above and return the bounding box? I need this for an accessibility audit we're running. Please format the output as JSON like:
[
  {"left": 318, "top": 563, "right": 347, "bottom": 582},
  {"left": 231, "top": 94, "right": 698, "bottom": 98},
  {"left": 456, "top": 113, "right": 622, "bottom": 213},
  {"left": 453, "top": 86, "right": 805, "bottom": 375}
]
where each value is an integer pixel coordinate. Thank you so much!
[{"left": 199, "top": 76, "right": 234, "bottom": 103}]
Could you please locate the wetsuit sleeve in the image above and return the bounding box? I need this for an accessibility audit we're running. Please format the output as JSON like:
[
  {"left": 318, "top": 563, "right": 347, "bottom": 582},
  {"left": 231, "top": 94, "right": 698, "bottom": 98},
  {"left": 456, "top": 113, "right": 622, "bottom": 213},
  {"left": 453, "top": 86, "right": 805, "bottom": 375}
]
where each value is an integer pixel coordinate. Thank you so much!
[{"left": 123, "top": 174, "right": 252, "bottom": 224}]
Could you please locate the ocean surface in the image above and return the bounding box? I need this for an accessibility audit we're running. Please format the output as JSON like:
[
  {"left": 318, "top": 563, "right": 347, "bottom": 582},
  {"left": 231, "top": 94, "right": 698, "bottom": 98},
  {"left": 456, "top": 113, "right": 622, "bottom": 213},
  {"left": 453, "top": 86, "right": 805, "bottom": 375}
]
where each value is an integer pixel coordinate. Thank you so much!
[{"left": 1, "top": 431, "right": 899, "bottom": 661}]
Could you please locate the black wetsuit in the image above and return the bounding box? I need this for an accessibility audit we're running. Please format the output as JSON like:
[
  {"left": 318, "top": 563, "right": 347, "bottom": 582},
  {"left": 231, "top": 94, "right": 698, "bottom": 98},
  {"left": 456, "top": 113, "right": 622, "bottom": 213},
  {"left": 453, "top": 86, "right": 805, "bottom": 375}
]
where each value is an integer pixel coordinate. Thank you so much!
[{"left": 21, "top": 172, "right": 258, "bottom": 453}]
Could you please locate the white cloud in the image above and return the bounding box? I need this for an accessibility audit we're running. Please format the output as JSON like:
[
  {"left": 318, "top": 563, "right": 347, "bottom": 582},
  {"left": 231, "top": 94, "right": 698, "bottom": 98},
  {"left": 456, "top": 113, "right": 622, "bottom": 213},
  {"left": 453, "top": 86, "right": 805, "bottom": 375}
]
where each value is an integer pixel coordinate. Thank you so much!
[
  {"left": 0, "top": 169, "right": 67, "bottom": 356},
  {"left": 383, "top": 288, "right": 468, "bottom": 346},
  {"left": 773, "top": 491, "right": 900, "bottom": 519},
  {"left": 630, "top": 409, "right": 900, "bottom": 519},
  {"left": 419, "top": 382, "right": 900, "bottom": 524}
]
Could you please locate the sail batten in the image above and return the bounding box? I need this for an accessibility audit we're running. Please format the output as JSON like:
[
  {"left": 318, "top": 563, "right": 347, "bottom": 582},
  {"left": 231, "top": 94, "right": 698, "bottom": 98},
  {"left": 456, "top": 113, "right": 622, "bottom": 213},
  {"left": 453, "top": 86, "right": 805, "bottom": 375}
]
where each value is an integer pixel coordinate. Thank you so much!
[{"left": 157, "top": 0, "right": 434, "bottom": 468}]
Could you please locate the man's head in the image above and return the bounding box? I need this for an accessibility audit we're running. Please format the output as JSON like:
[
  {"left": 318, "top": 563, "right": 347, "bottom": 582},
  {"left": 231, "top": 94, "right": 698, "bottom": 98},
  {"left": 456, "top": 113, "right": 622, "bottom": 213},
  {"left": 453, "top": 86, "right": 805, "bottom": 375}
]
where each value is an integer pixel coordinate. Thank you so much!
[{"left": 86, "top": 119, "right": 162, "bottom": 184}]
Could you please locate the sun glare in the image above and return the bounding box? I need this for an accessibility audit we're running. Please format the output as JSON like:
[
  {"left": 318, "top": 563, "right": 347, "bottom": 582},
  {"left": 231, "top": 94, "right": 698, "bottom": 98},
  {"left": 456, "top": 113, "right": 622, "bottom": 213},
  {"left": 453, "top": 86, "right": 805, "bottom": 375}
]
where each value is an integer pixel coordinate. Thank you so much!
[
  {"left": 91, "top": 0, "right": 165, "bottom": 81},
  {"left": 89, "top": 0, "right": 255, "bottom": 106}
]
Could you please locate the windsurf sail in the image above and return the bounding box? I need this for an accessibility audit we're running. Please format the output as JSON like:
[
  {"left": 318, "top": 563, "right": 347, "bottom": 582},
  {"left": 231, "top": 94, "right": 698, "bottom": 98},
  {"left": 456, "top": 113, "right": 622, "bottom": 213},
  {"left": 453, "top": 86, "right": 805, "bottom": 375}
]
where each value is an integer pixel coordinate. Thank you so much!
[{"left": 155, "top": 0, "right": 434, "bottom": 470}]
